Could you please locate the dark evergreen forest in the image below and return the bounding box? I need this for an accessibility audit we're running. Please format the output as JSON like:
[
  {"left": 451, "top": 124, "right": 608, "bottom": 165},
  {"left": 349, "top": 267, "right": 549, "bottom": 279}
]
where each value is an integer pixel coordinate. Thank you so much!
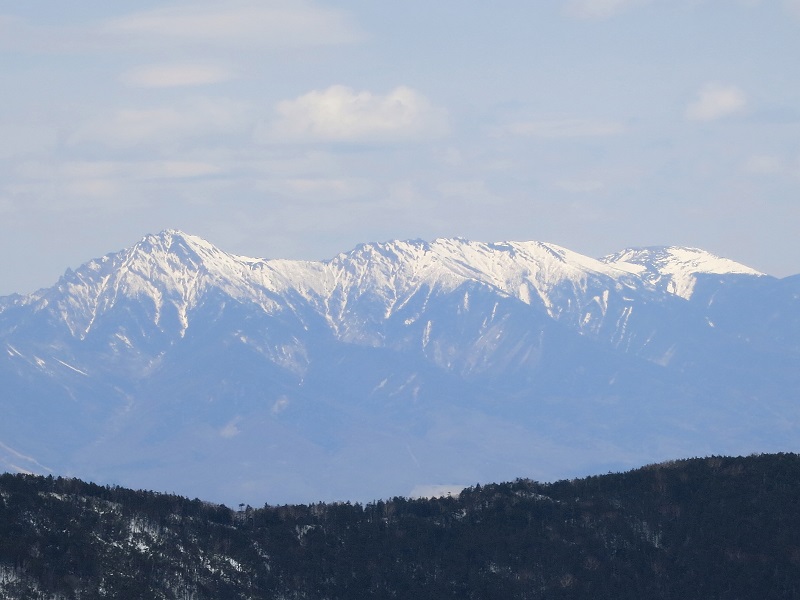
[{"left": 1, "top": 453, "right": 799, "bottom": 599}]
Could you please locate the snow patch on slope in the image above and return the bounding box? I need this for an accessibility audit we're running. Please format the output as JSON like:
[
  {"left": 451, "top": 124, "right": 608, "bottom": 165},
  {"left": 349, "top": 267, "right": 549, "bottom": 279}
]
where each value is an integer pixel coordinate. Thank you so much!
[
  {"left": 601, "top": 246, "right": 764, "bottom": 299},
  {"left": 2, "top": 231, "right": 767, "bottom": 351},
  {"left": 322, "top": 238, "right": 643, "bottom": 323},
  {"left": 37, "top": 230, "right": 326, "bottom": 339}
]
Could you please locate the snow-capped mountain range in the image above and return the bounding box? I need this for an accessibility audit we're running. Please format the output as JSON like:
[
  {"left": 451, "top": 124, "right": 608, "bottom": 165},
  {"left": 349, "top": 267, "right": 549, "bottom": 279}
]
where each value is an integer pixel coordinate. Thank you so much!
[{"left": 1, "top": 231, "right": 797, "bottom": 504}]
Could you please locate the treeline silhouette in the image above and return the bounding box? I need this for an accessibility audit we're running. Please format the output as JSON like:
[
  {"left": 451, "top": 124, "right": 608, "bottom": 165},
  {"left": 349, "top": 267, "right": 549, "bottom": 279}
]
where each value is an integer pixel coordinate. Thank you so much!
[{"left": 1, "top": 453, "right": 799, "bottom": 599}]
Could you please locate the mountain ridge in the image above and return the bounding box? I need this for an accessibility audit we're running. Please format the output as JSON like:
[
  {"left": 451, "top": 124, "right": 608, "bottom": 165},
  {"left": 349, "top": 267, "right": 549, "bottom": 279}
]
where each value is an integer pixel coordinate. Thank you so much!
[
  {"left": 2, "top": 230, "right": 768, "bottom": 338},
  {"left": 0, "top": 231, "right": 796, "bottom": 505}
]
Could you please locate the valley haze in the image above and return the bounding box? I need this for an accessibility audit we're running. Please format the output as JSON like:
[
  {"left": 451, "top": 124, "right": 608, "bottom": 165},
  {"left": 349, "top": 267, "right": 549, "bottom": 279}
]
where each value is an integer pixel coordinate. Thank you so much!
[{"left": 0, "top": 230, "right": 798, "bottom": 505}]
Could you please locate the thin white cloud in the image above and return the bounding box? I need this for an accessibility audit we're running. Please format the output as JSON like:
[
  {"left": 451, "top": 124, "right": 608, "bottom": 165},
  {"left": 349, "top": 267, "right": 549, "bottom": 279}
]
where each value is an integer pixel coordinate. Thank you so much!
[
  {"left": 63, "top": 179, "right": 120, "bottom": 199},
  {"left": 743, "top": 154, "right": 800, "bottom": 179},
  {"left": 0, "top": 122, "right": 58, "bottom": 159},
  {"left": 555, "top": 179, "right": 606, "bottom": 193},
  {"left": 686, "top": 83, "right": 747, "bottom": 121},
  {"left": 121, "top": 63, "right": 236, "bottom": 88},
  {"left": 102, "top": 1, "right": 363, "bottom": 48},
  {"left": 3, "top": 158, "right": 229, "bottom": 214},
  {"left": 257, "top": 177, "right": 373, "bottom": 200},
  {"left": 744, "top": 155, "right": 785, "bottom": 176},
  {"left": 264, "top": 85, "right": 448, "bottom": 143},
  {"left": 145, "top": 161, "right": 223, "bottom": 179},
  {"left": 220, "top": 417, "right": 241, "bottom": 438},
  {"left": 436, "top": 180, "right": 502, "bottom": 205},
  {"left": 70, "top": 99, "right": 249, "bottom": 148},
  {"left": 501, "top": 118, "right": 624, "bottom": 138},
  {"left": 1, "top": 4, "right": 360, "bottom": 54},
  {"left": 271, "top": 397, "right": 289, "bottom": 415},
  {"left": 564, "top": 0, "right": 648, "bottom": 19},
  {"left": 283, "top": 178, "right": 371, "bottom": 197},
  {"left": 17, "top": 160, "right": 223, "bottom": 181}
]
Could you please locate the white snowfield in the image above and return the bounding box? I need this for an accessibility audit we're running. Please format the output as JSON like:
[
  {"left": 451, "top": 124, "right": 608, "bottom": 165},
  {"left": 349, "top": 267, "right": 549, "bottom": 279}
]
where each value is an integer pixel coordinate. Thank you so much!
[
  {"left": 602, "top": 246, "right": 763, "bottom": 300},
  {"left": 31, "top": 230, "right": 764, "bottom": 339}
]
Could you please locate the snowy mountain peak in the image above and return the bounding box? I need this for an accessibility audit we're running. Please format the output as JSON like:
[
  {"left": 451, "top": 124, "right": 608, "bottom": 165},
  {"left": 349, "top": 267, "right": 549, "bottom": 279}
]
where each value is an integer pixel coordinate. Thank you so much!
[
  {"left": 42, "top": 231, "right": 273, "bottom": 339},
  {"left": 601, "top": 246, "right": 764, "bottom": 299},
  {"left": 6, "top": 233, "right": 770, "bottom": 346},
  {"left": 129, "top": 229, "right": 257, "bottom": 271},
  {"left": 1, "top": 231, "right": 797, "bottom": 505},
  {"left": 329, "top": 237, "right": 620, "bottom": 297},
  {"left": 317, "top": 236, "right": 649, "bottom": 335}
]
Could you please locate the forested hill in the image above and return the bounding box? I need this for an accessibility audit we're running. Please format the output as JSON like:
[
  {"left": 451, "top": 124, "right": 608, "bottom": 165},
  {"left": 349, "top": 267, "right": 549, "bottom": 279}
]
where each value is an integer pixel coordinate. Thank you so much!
[{"left": 2, "top": 454, "right": 800, "bottom": 599}]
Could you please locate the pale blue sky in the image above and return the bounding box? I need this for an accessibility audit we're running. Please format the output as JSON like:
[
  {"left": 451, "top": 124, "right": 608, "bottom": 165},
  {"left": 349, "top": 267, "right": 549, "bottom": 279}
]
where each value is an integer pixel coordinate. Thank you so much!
[{"left": 1, "top": 0, "right": 799, "bottom": 294}]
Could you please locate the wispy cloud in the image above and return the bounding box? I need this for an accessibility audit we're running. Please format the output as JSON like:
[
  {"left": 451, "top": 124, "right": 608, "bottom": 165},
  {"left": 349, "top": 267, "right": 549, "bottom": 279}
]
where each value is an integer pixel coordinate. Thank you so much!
[
  {"left": 685, "top": 83, "right": 747, "bottom": 121},
  {"left": 555, "top": 179, "right": 606, "bottom": 193},
  {"left": 17, "top": 160, "right": 223, "bottom": 181},
  {"left": 0, "top": 3, "right": 362, "bottom": 55},
  {"left": 120, "top": 63, "right": 236, "bottom": 88},
  {"left": 564, "top": 0, "right": 648, "bottom": 19},
  {"left": 258, "top": 177, "right": 373, "bottom": 201},
  {"left": 436, "top": 179, "right": 503, "bottom": 206},
  {"left": 743, "top": 154, "right": 800, "bottom": 178},
  {"left": 0, "top": 121, "right": 58, "bottom": 159},
  {"left": 743, "top": 154, "right": 784, "bottom": 176},
  {"left": 263, "top": 85, "right": 448, "bottom": 143},
  {"left": 70, "top": 99, "right": 249, "bottom": 148},
  {"left": 5, "top": 156, "right": 229, "bottom": 217},
  {"left": 220, "top": 417, "right": 241, "bottom": 438},
  {"left": 102, "top": 1, "right": 363, "bottom": 48},
  {"left": 500, "top": 118, "right": 625, "bottom": 138}
]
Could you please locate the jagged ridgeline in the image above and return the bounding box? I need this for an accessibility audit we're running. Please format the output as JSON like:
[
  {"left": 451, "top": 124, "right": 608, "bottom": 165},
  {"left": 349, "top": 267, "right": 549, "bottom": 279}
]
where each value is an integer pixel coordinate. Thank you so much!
[
  {"left": 2, "top": 231, "right": 799, "bottom": 504},
  {"left": 1, "top": 453, "right": 799, "bottom": 599}
]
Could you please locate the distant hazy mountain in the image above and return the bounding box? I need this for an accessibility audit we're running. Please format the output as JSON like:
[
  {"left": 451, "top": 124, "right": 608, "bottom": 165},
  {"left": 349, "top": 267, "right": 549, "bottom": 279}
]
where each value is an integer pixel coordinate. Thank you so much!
[{"left": 1, "top": 231, "right": 797, "bottom": 504}]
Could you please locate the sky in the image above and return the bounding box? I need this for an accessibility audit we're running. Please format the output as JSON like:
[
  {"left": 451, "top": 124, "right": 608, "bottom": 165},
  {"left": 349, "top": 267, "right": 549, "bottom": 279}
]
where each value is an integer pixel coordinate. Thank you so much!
[{"left": 1, "top": 0, "right": 799, "bottom": 295}]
